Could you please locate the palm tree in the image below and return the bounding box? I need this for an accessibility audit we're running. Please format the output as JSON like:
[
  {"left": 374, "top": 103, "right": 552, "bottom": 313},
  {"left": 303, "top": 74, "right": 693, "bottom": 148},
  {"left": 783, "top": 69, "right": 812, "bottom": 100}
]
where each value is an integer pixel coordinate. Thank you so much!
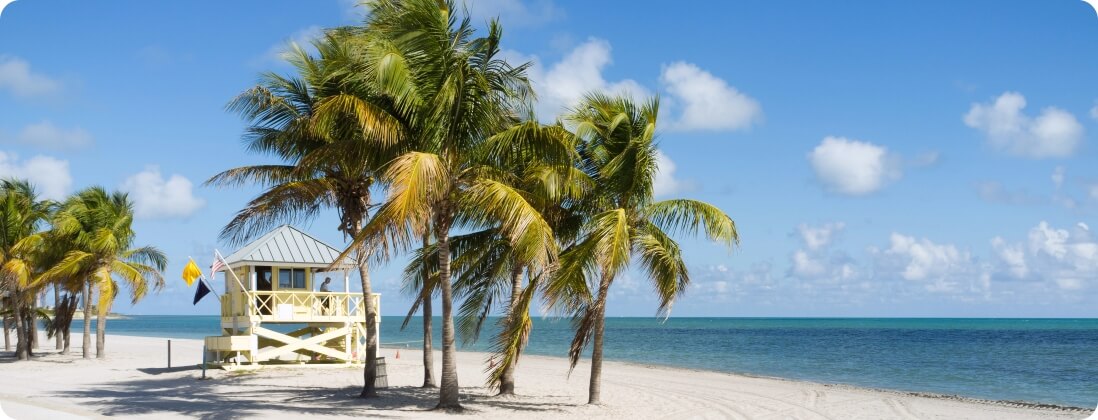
[
  {"left": 208, "top": 32, "right": 404, "bottom": 398},
  {"left": 545, "top": 93, "right": 740, "bottom": 404},
  {"left": 337, "top": 0, "right": 567, "bottom": 409},
  {"left": 45, "top": 187, "right": 167, "bottom": 359},
  {"left": 0, "top": 179, "right": 52, "bottom": 360}
]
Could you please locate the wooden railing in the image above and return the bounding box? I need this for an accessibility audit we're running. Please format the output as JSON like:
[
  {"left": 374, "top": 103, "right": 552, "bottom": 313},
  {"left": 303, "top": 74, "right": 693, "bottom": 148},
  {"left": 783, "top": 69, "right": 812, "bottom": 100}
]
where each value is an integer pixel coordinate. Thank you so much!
[{"left": 220, "top": 291, "right": 380, "bottom": 323}]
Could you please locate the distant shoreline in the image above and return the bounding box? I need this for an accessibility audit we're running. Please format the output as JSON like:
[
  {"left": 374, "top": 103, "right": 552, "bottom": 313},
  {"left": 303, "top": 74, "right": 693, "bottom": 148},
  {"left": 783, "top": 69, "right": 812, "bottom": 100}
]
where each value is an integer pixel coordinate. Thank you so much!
[{"left": 70, "top": 312, "right": 128, "bottom": 320}]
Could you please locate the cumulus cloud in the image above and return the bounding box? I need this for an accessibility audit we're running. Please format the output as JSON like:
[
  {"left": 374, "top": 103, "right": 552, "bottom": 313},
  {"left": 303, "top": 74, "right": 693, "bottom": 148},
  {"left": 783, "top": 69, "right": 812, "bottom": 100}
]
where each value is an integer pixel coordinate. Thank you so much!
[
  {"left": 0, "top": 151, "right": 72, "bottom": 200},
  {"left": 788, "top": 222, "right": 859, "bottom": 287},
  {"left": 963, "top": 92, "right": 1083, "bottom": 158},
  {"left": 507, "top": 40, "right": 760, "bottom": 133},
  {"left": 121, "top": 167, "right": 205, "bottom": 219},
  {"left": 796, "top": 222, "right": 845, "bottom": 251},
  {"left": 659, "top": 62, "right": 762, "bottom": 132},
  {"left": 0, "top": 56, "right": 61, "bottom": 99},
  {"left": 3, "top": 121, "right": 92, "bottom": 151},
  {"left": 652, "top": 150, "right": 685, "bottom": 197},
  {"left": 872, "top": 233, "right": 976, "bottom": 293},
  {"left": 510, "top": 38, "right": 650, "bottom": 119},
  {"left": 808, "top": 136, "right": 900, "bottom": 195}
]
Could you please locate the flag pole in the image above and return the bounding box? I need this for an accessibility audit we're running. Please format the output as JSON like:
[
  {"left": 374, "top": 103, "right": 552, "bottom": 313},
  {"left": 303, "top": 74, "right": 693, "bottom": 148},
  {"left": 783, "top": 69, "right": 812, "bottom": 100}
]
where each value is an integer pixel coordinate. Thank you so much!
[{"left": 187, "top": 256, "right": 221, "bottom": 300}]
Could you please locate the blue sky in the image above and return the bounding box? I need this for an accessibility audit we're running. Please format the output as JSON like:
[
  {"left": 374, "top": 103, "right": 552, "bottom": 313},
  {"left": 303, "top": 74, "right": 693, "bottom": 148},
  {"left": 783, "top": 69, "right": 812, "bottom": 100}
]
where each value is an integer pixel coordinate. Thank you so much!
[{"left": 1, "top": 0, "right": 1096, "bottom": 317}]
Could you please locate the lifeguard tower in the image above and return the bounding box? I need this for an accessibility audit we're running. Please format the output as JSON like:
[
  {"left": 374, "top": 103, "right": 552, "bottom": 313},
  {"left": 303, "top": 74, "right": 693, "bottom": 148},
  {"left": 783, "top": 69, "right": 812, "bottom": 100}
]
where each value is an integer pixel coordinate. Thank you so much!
[{"left": 203, "top": 225, "right": 379, "bottom": 368}]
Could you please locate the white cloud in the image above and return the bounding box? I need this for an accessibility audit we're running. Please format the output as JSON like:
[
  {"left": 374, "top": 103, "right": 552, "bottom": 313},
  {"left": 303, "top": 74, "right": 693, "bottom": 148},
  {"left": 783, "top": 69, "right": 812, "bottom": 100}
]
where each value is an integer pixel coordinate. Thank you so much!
[
  {"left": 509, "top": 40, "right": 760, "bottom": 133},
  {"left": 653, "top": 150, "right": 684, "bottom": 197},
  {"left": 788, "top": 222, "right": 859, "bottom": 286},
  {"left": 963, "top": 92, "right": 1083, "bottom": 158},
  {"left": 808, "top": 136, "right": 900, "bottom": 195},
  {"left": 121, "top": 167, "right": 205, "bottom": 219},
  {"left": 511, "top": 38, "right": 650, "bottom": 119},
  {"left": 991, "top": 236, "right": 1028, "bottom": 279},
  {"left": 659, "top": 62, "right": 762, "bottom": 132},
  {"left": 3, "top": 121, "right": 92, "bottom": 151},
  {"left": 0, "top": 151, "right": 72, "bottom": 200},
  {"left": 796, "top": 222, "right": 845, "bottom": 251},
  {"left": 467, "top": 0, "right": 562, "bottom": 27},
  {"left": 872, "top": 233, "right": 975, "bottom": 293},
  {"left": 985, "top": 222, "right": 1098, "bottom": 291},
  {"left": 0, "top": 56, "right": 61, "bottom": 98}
]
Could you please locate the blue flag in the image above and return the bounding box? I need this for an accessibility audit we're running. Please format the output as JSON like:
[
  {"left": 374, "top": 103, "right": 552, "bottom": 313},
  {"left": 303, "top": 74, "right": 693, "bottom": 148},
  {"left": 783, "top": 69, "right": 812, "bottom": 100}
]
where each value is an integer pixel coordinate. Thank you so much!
[{"left": 193, "top": 279, "right": 211, "bottom": 305}]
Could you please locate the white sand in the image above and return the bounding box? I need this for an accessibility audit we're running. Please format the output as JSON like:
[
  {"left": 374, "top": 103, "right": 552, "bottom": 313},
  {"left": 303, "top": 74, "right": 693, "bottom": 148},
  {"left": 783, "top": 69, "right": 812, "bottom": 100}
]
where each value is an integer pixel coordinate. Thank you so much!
[{"left": 0, "top": 334, "right": 1089, "bottom": 419}]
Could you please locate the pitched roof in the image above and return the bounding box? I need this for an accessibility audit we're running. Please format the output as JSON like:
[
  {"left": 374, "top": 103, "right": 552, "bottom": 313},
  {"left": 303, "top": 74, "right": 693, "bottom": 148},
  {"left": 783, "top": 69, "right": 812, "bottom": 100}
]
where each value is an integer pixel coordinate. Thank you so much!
[{"left": 222, "top": 225, "right": 355, "bottom": 268}]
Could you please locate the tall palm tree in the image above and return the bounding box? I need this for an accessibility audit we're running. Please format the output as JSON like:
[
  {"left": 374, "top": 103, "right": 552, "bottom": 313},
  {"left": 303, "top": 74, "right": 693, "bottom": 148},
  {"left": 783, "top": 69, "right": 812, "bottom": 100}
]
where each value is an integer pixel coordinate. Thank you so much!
[
  {"left": 545, "top": 93, "right": 740, "bottom": 404},
  {"left": 0, "top": 179, "right": 52, "bottom": 360},
  {"left": 45, "top": 187, "right": 167, "bottom": 359},
  {"left": 208, "top": 32, "right": 404, "bottom": 398},
  {"left": 336, "top": 0, "right": 568, "bottom": 409}
]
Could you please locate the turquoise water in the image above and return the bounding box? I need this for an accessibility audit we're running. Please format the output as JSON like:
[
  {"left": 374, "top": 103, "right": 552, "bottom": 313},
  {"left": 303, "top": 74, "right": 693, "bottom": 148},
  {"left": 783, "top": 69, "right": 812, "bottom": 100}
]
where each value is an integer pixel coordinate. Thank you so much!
[{"left": 81, "top": 316, "right": 1098, "bottom": 408}]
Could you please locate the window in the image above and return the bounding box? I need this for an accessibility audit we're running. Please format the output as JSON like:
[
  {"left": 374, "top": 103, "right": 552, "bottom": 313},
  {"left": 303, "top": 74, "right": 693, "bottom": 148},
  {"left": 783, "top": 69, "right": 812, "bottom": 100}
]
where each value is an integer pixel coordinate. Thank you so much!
[{"left": 278, "top": 268, "right": 307, "bottom": 289}]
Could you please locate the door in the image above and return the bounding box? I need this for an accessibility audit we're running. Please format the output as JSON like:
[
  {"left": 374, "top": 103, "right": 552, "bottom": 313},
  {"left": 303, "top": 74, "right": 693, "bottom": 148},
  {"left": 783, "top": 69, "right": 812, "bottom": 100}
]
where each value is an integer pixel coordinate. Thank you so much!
[{"left": 255, "top": 266, "right": 273, "bottom": 315}]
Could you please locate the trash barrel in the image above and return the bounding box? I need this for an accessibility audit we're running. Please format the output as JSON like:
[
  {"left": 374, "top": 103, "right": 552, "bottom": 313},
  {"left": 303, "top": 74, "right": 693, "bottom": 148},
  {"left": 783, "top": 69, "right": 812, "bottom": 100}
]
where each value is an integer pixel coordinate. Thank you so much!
[{"left": 374, "top": 357, "right": 388, "bottom": 389}]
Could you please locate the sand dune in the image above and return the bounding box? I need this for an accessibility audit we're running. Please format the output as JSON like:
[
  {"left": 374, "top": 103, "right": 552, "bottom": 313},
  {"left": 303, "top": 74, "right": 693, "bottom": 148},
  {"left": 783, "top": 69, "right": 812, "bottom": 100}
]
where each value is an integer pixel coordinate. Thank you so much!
[{"left": 0, "top": 334, "right": 1088, "bottom": 419}]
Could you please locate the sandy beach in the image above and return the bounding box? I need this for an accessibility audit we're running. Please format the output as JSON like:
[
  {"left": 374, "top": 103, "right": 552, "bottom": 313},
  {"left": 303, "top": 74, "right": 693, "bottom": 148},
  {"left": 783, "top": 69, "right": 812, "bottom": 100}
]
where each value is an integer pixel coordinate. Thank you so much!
[{"left": 0, "top": 334, "right": 1088, "bottom": 419}]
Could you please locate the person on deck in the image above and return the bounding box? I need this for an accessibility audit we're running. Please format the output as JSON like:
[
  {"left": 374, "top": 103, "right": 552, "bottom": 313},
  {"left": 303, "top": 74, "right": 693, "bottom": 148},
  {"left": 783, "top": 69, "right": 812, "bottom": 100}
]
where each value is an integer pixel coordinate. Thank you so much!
[{"left": 319, "top": 277, "right": 331, "bottom": 314}]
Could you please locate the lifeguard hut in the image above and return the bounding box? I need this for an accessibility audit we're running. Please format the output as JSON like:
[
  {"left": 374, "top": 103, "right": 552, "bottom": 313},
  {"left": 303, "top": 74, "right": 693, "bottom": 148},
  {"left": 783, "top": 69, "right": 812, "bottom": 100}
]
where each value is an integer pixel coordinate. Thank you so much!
[{"left": 203, "top": 225, "right": 379, "bottom": 368}]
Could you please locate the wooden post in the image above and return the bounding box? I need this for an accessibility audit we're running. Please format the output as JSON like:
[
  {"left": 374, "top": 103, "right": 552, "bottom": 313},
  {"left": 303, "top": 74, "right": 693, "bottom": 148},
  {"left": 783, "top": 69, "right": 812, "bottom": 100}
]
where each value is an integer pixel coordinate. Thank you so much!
[
  {"left": 167, "top": 339, "right": 172, "bottom": 369},
  {"left": 202, "top": 344, "right": 207, "bottom": 379}
]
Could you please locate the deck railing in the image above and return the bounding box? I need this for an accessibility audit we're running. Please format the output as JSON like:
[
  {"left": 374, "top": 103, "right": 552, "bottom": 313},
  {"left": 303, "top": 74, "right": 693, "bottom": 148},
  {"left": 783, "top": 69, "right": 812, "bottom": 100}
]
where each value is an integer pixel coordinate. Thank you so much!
[{"left": 220, "top": 291, "right": 380, "bottom": 323}]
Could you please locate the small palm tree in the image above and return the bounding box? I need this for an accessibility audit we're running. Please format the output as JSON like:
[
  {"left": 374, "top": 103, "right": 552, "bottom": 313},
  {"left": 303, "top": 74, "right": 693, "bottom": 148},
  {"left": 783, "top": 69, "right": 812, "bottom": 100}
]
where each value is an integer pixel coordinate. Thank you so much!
[
  {"left": 45, "top": 187, "right": 167, "bottom": 359},
  {"left": 0, "top": 179, "right": 52, "bottom": 360},
  {"left": 547, "top": 93, "right": 740, "bottom": 404}
]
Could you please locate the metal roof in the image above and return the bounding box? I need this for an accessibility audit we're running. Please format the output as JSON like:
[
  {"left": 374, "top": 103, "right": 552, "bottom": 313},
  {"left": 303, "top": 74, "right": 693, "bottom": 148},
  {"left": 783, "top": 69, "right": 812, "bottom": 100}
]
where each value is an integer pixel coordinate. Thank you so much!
[{"left": 222, "top": 225, "right": 356, "bottom": 268}]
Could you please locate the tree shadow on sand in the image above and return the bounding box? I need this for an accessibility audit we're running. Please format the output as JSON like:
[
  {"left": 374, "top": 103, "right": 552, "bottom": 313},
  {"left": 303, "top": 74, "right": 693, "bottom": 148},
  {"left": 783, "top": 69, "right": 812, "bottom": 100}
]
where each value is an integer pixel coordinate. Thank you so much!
[{"left": 57, "top": 370, "right": 579, "bottom": 419}]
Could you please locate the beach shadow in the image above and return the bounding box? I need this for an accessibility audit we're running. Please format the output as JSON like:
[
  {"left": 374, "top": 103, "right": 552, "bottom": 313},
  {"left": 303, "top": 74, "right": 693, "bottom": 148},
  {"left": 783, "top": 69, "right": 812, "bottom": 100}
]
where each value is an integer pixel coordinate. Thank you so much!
[
  {"left": 137, "top": 366, "right": 200, "bottom": 375},
  {"left": 56, "top": 369, "right": 578, "bottom": 419}
]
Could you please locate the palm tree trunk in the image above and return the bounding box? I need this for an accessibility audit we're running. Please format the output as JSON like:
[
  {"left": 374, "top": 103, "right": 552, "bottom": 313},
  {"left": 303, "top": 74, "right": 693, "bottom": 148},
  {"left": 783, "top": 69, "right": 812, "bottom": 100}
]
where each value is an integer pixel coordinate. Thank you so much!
[
  {"left": 355, "top": 219, "right": 379, "bottom": 399},
  {"left": 29, "top": 297, "right": 38, "bottom": 351},
  {"left": 588, "top": 272, "right": 613, "bottom": 405},
  {"left": 421, "top": 295, "right": 435, "bottom": 387},
  {"left": 13, "top": 296, "right": 28, "bottom": 360},
  {"left": 435, "top": 214, "right": 462, "bottom": 411},
  {"left": 3, "top": 317, "right": 10, "bottom": 351},
  {"left": 95, "top": 294, "right": 107, "bottom": 359},
  {"left": 498, "top": 263, "right": 524, "bottom": 396},
  {"left": 54, "top": 283, "right": 63, "bottom": 350},
  {"left": 82, "top": 281, "right": 91, "bottom": 359},
  {"left": 421, "top": 232, "right": 436, "bottom": 388}
]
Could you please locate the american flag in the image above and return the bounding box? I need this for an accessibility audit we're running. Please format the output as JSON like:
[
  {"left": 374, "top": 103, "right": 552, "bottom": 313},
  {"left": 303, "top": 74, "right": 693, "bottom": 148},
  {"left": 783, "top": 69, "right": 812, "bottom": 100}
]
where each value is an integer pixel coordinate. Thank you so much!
[{"left": 210, "top": 257, "right": 225, "bottom": 279}]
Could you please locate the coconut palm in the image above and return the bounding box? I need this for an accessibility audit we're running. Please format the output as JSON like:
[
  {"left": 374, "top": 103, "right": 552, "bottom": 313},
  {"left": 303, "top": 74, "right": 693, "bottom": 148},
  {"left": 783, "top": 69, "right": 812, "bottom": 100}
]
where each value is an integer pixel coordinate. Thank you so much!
[
  {"left": 0, "top": 179, "right": 53, "bottom": 360},
  {"left": 544, "top": 93, "right": 740, "bottom": 405},
  {"left": 44, "top": 187, "right": 167, "bottom": 359},
  {"left": 336, "top": 0, "right": 568, "bottom": 409},
  {"left": 208, "top": 32, "right": 405, "bottom": 398}
]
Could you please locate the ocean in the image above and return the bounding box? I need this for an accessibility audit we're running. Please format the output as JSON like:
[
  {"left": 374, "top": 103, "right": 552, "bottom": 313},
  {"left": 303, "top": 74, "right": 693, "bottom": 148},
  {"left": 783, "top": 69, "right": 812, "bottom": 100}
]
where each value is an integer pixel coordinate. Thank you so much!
[{"left": 78, "top": 316, "right": 1098, "bottom": 408}]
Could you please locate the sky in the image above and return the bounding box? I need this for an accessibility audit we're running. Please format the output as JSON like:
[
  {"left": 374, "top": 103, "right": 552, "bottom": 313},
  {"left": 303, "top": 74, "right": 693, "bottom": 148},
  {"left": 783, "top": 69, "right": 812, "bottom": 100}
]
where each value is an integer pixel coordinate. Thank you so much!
[{"left": 1, "top": 0, "right": 1096, "bottom": 318}]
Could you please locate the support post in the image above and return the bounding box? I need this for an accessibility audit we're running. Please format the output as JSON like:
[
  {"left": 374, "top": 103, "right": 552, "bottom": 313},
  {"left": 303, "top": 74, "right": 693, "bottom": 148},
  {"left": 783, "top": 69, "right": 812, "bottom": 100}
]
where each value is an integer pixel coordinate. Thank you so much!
[{"left": 168, "top": 339, "right": 172, "bottom": 369}]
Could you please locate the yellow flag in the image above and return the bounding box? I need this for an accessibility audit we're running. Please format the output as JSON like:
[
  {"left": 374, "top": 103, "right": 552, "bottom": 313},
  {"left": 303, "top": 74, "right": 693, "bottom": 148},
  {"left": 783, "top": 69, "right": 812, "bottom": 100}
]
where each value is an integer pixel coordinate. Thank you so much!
[{"left": 182, "top": 258, "right": 202, "bottom": 286}]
